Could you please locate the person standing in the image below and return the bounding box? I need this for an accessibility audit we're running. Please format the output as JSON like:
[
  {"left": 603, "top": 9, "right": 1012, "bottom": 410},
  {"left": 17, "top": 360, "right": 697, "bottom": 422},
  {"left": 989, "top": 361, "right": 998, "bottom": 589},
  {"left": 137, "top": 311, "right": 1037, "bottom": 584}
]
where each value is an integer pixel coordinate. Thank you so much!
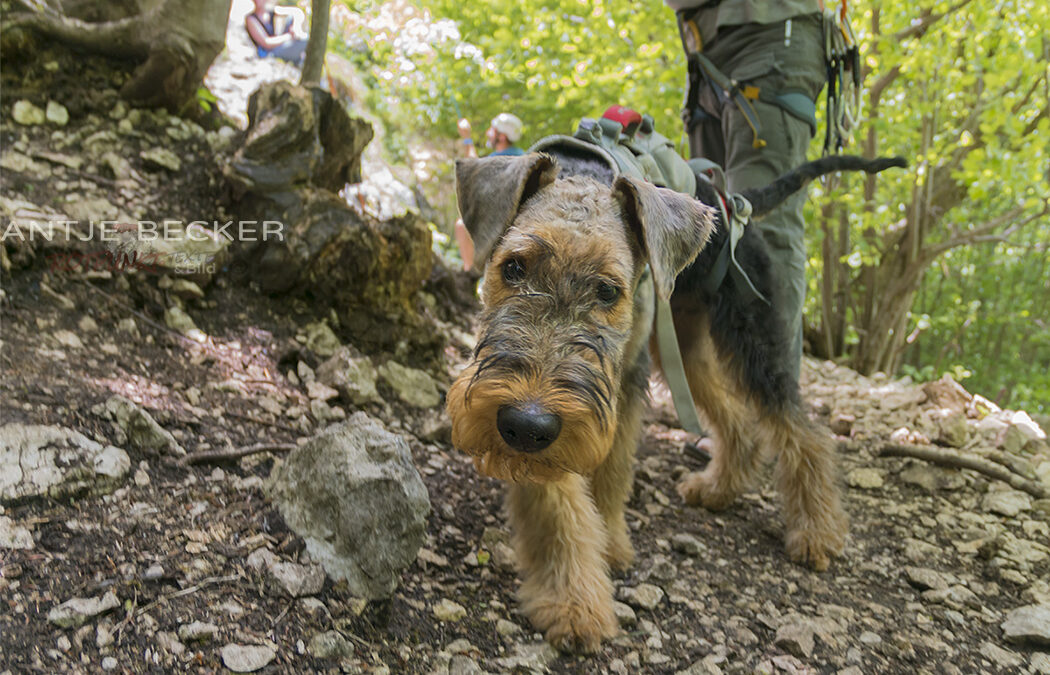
[{"left": 668, "top": 0, "right": 827, "bottom": 382}]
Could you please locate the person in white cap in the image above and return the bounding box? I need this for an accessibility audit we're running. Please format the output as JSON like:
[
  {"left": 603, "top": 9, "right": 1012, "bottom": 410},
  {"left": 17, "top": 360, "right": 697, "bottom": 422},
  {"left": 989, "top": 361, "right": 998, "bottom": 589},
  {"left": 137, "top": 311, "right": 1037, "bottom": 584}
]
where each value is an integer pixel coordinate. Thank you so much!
[
  {"left": 454, "top": 113, "right": 525, "bottom": 268},
  {"left": 457, "top": 112, "right": 525, "bottom": 159}
]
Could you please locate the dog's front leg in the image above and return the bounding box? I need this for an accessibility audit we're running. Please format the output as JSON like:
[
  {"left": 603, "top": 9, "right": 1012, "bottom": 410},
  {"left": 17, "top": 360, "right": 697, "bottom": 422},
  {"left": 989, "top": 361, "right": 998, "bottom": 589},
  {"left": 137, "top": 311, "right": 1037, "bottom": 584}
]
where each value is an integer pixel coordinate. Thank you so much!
[{"left": 507, "top": 475, "right": 618, "bottom": 652}]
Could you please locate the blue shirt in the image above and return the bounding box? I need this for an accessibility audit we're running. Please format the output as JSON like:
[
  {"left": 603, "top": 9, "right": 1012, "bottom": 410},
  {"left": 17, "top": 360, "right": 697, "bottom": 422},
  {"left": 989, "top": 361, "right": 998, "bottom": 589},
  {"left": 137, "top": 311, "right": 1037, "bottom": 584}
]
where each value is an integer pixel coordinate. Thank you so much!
[{"left": 491, "top": 147, "right": 525, "bottom": 156}]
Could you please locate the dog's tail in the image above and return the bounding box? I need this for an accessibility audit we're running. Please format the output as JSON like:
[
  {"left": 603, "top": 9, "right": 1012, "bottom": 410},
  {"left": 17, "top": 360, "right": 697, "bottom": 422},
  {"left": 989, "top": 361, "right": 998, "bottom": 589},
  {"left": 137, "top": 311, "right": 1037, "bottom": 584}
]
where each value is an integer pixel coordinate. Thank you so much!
[{"left": 741, "top": 155, "right": 908, "bottom": 218}]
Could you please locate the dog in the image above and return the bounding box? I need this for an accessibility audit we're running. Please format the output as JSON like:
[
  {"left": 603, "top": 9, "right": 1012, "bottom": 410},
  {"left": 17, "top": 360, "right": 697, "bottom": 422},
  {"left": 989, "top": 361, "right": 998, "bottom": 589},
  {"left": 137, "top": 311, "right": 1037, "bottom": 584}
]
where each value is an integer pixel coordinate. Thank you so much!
[{"left": 446, "top": 148, "right": 905, "bottom": 651}]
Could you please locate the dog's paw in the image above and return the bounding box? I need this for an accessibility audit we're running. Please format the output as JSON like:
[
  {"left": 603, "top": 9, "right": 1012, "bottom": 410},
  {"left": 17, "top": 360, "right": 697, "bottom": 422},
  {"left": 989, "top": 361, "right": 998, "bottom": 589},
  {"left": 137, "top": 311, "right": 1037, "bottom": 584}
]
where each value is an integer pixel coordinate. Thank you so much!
[
  {"left": 676, "top": 470, "right": 736, "bottom": 511},
  {"left": 534, "top": 601, "right": 619, "bottom": 653},
  {"left": 603, "top": 529, "right": 635, "bottom": 572},
  {"left": 785, "top": 527, "right": 846, "bottom": 572}
]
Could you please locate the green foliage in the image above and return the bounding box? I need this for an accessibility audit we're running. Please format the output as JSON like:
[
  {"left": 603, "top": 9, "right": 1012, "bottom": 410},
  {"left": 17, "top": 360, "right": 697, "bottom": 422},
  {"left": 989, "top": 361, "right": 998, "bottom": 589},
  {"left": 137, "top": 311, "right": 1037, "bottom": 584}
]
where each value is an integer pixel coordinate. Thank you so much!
[{"left": 336, "top": 0, "right": 1049, "bottom": 412}]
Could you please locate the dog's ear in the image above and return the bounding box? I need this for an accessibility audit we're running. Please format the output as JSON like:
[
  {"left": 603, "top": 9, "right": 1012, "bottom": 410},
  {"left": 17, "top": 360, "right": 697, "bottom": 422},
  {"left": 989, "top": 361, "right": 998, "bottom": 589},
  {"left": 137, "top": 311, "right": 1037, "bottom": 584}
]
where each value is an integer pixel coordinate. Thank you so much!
[
  {"left": 613, "top": 176, "right": 716, "bottom": 300},
  {"left": 455, "top": 153, "right": 559, "bottom": 272}
]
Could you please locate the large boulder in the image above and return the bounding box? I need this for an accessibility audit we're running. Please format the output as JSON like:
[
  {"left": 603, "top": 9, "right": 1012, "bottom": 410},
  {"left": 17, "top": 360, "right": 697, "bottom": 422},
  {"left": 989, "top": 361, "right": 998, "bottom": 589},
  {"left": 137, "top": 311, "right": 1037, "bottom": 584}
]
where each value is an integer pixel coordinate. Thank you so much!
[{"left": 268, "top": 412, "right": 430, "bottom": 599}]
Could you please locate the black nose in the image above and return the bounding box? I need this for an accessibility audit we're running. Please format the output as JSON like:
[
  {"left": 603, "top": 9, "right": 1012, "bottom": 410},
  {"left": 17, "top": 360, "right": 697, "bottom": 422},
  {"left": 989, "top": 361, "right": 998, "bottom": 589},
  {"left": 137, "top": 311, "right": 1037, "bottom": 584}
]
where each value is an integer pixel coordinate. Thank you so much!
[{"left": 497, "top": 404, "right": 562, "bottom": 453}]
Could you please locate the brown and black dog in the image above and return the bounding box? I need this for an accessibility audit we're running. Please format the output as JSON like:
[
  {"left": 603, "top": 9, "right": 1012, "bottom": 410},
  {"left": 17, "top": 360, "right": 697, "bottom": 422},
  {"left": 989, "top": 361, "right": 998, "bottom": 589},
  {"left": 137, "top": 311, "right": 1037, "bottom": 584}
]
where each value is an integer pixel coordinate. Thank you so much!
[{"left": 447, "top": 148, "right": 904, "bottom": 651}]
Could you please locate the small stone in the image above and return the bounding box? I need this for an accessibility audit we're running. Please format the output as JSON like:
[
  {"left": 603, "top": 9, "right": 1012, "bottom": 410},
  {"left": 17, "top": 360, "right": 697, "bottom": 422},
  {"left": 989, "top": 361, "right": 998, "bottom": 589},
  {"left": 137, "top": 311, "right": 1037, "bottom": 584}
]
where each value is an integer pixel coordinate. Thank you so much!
[
  {"left": 12, "top": 100, "right": 46, "bottom": 125},
  {"left": 46, "top": 101, "right": 69, "bottom": 126},
  {"left": 307, "top": 380, "right": 339, "bottom": 401},
  {"left": 904, "top": 566, "right": 950, "bottom": 591},
  {"left": 1002, "top": 604, "right": 1050, "bottom": 646},
  {"left": 78, "top": 316, "right": 99, "bottom": 333},
  {"left": 847, "top": 468, "right": 885, "bottom": 489},
  {"left": 978, "top": 641, "right": 1022, "bottom": 669},
  {"left": 858, "top": 631, "right": 882, "bottom": 645},
  {"left": 620, "top": 583, "right": 664, "bottom": 610},
  {"left": 164, "top": 306, "right": 206, "bottom": 341},
  {"left": 1031, "top": 652, "right": 1050, "bottom": 675},
  {"left": 140, "top": 147, "right": 182, "bottom": 172},
  {"left": 0, "top": 515, "right": 34, "bottom": 549},
  {"left": 433, "top": 598, "right": 467, "bottom": 622},
  {"left": 830, "top": 412, "right": 855, "bottom": 436},
  {"left": 308, "top": 631, "right": 354, "bottom": 660},
  {"left": 53, "top": 330, "right": 84, "bottom": 349},
  {"left": 221, "top": 643, "right": 277, "bottom": 672},
  {"left": 178, "top": 621, "right": 218, "bottom": 643},
  {"left": 48, "top": 591, "right": 121, "bottom": 628},
  {"left": 983, "top": 490, "right": 1032, "bottom": 518},
  {"left": 377, "top": 361, "right": 442, "bottom": 408},
  {"left": 266, "top": 561, "right": 326, "bottom": 597},
  {"left": 495, "top": 618, "right": 522, "bottom": 636},
  {"left": 671, "top": 532, "right": 706, "bottom": 556},
  {"left": 774, "top": 618, "right": 815, "bottom": 658},
  {"left": 101, "top": 656, "right": 118, "bottom": 670},
  {"left": 613, "top": 601, "right": 637, "bottom": 627},
  {"left": 303, "top": 322, "right": 341, "bottom": 358},
  {"left": 449, "top": 655, "right": 482, "bottom": 675}
]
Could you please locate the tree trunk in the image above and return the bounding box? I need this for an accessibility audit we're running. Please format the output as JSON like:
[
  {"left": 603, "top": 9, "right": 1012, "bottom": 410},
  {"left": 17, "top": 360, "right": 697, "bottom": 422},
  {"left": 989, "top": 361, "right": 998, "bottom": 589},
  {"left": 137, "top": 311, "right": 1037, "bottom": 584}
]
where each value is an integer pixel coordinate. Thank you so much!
[
  {"left": 300, "top": 0, "right": 331, "bottom": 87},
  {"left": 5, "top": 0, "right": 232, "bottom": 112}
]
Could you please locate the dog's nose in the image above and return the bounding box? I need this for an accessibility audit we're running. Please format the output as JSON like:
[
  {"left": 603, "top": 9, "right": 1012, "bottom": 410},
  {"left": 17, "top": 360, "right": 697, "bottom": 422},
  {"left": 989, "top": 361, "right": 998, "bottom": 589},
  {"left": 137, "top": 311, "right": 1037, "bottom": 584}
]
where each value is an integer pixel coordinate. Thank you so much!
[{"left": 497, "top": 404, "right": 562, "bottom": 453}]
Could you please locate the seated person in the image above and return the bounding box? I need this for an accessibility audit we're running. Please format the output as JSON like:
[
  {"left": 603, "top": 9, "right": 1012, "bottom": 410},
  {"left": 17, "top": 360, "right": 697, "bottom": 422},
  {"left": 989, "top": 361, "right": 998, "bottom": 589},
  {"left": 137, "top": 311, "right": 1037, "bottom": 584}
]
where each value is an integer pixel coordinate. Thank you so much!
[{"left": 246, "top": 0, "right": 309, "bottom": 66}]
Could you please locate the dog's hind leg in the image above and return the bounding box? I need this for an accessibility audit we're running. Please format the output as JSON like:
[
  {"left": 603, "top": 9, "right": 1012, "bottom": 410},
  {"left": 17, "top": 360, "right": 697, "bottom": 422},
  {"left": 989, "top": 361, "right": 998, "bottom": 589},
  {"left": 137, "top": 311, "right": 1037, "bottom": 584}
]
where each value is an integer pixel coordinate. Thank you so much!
[
  {"left": 763, "top": 409, "right": 848, "bottom": 571},
  {"left": 661, "top": 313, "right": 765, "bottom": 511},
  {"left": 507, "top": 476, "right": 619, "bottom": 653}
]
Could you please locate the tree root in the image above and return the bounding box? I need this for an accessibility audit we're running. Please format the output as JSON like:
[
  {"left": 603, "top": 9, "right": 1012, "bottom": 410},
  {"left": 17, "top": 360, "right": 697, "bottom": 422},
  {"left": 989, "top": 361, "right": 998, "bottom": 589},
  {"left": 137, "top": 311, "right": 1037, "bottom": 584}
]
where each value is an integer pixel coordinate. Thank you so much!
[
  {"left": 179, "top": 443, "right": 298, "bottom": 466},
  {"left": 878, "top": 443, "right": 1049, "bottom": 499}
]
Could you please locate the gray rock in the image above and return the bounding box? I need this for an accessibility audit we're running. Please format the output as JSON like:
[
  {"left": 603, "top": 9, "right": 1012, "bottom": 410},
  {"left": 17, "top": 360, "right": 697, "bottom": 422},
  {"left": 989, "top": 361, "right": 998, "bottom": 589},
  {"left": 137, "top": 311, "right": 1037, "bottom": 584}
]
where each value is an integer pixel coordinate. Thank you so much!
[
  {"left": 620, "top": 583, "right": 665, "bottom": 610},
  {"left": 1002, "top": 604, "right": 1050, "bottom": 646},
  {"left": 48, "top": 590, "right": 120, "bottom": 628},
  {"left": 983, "top": 490, "right": 1032, "bottom": 517},
  {"left": 221, "top": 643, "right": 276, "bottom": 672},
  {"left": 266, "top": 561, "right": 325, "bottom": 597},
  {"left": 847, "top": 468, "right": 885, "bottom": 489},
  {"left": 308, "top": 631, "right": 354, "bottom": 660},
  {"left": 671, "top": 532, "right": 706, "bottom": 556},
  {"left": 177, "top": 621, "right": 218, "bottom": 643},
  {"left": 316, "top": 347, "right": 380, "bottom": 405},
  {"left": 12, "top": 100, "right": 46, "bottom": 125},
  {"left": 377, "top": 361, "right": 441, "bottom": 408},
  {"left": 303, "top": 322, "right": 341, "bottom": 358},
  {"left": 774, "top": 617, "right": 815, "bottom": 658},
  {"left": 449, "top": 655, "right": 482, "bottom": 675},
  {"left": 904, "top": 566, "right": 950, "bottom": 591},
  {"left": 269, "top": 413, "right": 430, "bottom": 599},
  {"left": 94, "top": 396, "right": 185, "bottom": 456},
  {"left": 101, "top": 656, "right": 118, "bottom": 670},
  {"left": 140, "top": 147, "right": 182, "bottom": 172},
  {"left": 0, "top": 424, "right": 130, "bottom": 503},
  {"left": 495, "top": 642, "right": 559, "bottom": 672},
  {"left": 613, "top": 600, "right": 637, "bottom": 627},
  {"left": 0, "top": 515, "right": 34, "bottom": 549},
  {"left": 1031, "top": 652, "right": 1050, "bottom": 674},
  {"left": 164, "top": 306, "right": 206, "bottom": 342},
  {"left": 433, "top": 598, "right": 467, "bottom": 622},
  {"left": 933, "top": 409, "right": 969, "bottom": 447},
  {"left": 496, "top": 618, "right": 522, "bottom": 636},
  {"left": 899, "top": 463, "right": 965, "bottom": 491},
  {"left": 45, "top": 101, "right": 69, "bottom": 126},
  {"left": 978, "top": 641, "right": 1022, "bottom": 669}
]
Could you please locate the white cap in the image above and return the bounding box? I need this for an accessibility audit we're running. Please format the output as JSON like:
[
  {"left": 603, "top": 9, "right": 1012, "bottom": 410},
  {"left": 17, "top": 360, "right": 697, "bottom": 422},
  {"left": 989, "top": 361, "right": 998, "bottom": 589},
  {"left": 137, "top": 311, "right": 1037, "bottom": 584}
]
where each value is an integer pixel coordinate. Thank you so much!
[{"left": 490, "top": 113, "right": 523, "bottom": 143}]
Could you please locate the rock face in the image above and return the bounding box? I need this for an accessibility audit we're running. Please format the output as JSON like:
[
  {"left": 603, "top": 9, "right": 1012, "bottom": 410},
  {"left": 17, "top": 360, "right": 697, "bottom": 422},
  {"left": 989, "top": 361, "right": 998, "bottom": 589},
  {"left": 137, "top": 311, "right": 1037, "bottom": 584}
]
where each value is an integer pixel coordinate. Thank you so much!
[
  {"left": 0, "top": 424, "right": 129, "bottom": 503},
  {"left": 269, "top": 412, "right": 430, "bottom": 599}
]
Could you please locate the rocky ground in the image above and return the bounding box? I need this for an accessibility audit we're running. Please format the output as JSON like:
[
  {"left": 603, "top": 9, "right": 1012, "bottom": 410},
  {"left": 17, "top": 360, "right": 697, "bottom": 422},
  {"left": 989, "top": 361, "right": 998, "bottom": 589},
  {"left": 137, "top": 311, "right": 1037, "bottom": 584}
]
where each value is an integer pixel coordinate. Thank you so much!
[{"left": 2, "top": 17, "right": 1050, "bottom": 675}]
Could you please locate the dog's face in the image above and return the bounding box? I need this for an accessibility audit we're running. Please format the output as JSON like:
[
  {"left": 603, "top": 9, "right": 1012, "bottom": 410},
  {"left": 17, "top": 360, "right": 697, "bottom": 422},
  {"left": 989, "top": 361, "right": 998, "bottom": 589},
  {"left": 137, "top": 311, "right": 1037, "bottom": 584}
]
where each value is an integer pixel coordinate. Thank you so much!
[{"left": 447, "top": 154, "right": 715, "bottom": 483}]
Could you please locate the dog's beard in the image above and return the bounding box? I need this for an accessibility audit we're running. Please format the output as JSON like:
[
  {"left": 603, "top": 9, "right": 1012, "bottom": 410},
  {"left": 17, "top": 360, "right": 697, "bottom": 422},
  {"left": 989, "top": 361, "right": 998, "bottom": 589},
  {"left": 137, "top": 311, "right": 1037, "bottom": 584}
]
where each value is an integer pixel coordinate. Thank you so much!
[{"left": 446, "top": 365, "right": 616, "bottom": 483}]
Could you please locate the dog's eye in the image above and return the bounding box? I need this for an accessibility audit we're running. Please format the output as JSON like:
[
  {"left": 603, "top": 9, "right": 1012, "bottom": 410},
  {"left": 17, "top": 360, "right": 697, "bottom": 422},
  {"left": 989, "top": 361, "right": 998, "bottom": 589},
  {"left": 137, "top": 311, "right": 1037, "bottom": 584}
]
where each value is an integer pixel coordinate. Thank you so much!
[
  {"left": 502, "top": 258, "right": 526, "bottom": 283},
  {"left": 596, "top": 281, "right": 620, "bottom": 306}
]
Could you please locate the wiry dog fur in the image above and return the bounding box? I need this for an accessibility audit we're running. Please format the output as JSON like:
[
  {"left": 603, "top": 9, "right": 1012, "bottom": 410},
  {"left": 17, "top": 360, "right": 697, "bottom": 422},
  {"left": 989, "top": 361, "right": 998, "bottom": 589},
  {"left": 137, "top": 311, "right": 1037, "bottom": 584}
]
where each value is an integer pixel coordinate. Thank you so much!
[{"left": 447, "top": 150, "right": 902, "bottom": 652}]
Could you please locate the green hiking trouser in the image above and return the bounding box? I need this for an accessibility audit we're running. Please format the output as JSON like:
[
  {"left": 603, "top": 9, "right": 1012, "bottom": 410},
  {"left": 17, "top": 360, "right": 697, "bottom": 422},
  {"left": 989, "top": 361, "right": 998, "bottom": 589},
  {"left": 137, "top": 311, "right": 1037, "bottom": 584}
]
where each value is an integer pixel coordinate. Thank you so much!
[{"left": 686, "top": 14, "right": 825, "bottom": 384}]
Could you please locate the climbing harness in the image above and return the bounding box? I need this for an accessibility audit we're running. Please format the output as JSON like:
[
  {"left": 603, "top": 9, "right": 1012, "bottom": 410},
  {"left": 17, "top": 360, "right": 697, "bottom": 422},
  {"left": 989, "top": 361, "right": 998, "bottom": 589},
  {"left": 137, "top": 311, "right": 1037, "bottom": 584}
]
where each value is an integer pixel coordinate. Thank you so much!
[{"left": 822, "top": 0, "right": 861, "bottom": 154}]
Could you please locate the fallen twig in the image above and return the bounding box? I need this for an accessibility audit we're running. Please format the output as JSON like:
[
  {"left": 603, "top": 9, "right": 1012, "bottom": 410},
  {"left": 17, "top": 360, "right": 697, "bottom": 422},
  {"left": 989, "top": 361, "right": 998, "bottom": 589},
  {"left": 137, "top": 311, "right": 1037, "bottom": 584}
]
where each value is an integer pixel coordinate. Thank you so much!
[
  {"left": 878, "top": 443, "right": 1049, "bottom": 499},
  {"left": 179, "top": 443, "right": 298, "bottom": 466}
]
